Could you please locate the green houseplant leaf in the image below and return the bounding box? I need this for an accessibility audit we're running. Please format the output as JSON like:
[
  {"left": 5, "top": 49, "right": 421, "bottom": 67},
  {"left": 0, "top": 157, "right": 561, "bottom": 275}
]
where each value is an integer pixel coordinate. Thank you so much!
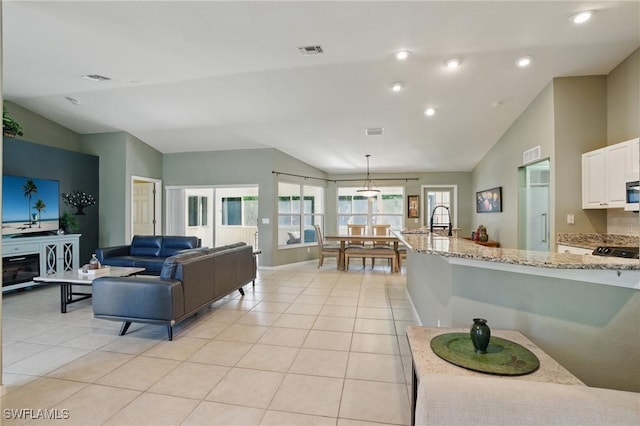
[
  {"left": 3, "top": 106, "right": 24, "bottom": 137},
  {"left": 60, "top": 211, "right": 80, "bottom": 233}
]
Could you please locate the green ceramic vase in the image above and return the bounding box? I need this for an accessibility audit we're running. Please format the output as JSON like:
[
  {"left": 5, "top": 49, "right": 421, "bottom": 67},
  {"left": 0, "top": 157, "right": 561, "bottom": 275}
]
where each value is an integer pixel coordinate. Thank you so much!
[{"left": 470, "top": 318, "right": 491, "bottom": 354}]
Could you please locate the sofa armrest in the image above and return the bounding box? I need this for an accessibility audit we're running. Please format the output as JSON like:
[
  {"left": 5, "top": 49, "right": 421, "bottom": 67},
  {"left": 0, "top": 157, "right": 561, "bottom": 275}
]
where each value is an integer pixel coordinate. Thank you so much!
[
  {"left": 96, "top": 245, "right": 131, "bottom": 262},
  {"left": 92, "top": 276, "right": 184, "bottom": 321}
]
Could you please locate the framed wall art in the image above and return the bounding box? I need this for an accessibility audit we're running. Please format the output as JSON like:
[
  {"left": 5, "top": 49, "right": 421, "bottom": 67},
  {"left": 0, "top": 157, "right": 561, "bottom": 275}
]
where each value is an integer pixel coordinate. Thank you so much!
[
  {"left": 407, "top": 195, "right": 419, "bottom": 218},
  {"left": 476, "top": 187, "right": 502, "bottom": 213}
]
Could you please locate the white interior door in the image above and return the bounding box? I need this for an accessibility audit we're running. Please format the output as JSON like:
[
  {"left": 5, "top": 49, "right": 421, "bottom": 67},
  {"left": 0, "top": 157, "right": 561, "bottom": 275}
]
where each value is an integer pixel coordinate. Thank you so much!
[
  {"left": 132, "top": 178, "right": 160, "bottom": 236},
  {"left": 186, "top": 188, "right": 214, "bottom": 248}
]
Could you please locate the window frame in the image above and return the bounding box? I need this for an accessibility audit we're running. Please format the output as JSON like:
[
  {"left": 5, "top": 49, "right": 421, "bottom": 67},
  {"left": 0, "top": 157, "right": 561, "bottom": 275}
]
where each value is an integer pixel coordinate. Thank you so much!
[
  {"left": 337, "top": 186, "right": 405, "bottom": 233},
  {"left": 277, "top": 182, "right": 325, "bottom": 248},
  {"left": 221, "top": 196, "right": 259, "bottom": 227}
]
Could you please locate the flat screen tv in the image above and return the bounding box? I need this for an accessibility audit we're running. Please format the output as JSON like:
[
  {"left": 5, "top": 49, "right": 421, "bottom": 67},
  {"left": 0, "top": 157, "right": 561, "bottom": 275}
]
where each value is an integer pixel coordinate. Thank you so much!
[{"left": 2, "top": 175, "right": 60, "bottom": 237}]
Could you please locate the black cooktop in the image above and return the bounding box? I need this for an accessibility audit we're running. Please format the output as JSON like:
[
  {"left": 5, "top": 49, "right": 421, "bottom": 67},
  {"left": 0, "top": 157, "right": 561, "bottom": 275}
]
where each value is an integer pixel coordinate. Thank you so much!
[{"left": 592, "top": 246, "right": 640, "bottom": 259}]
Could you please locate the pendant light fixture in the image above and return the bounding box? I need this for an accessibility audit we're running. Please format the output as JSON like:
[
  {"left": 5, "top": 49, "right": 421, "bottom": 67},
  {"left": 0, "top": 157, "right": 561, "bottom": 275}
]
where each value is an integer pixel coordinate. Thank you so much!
[{"left": 357, "top": 154, "right": 380, "bottom": 197}]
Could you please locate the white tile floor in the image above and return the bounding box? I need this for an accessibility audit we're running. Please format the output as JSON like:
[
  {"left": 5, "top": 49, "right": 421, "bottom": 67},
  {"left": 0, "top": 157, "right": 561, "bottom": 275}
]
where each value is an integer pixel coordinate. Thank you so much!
[{"left": 1, "top": 260, "right": 418, "bottom": 426}]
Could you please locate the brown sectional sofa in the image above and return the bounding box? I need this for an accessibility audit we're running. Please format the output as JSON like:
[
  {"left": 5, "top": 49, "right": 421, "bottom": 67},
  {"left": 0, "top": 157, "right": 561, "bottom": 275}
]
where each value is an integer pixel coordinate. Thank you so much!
[{"left": 92, "top": 242, "right": 256, "bottom": 340}]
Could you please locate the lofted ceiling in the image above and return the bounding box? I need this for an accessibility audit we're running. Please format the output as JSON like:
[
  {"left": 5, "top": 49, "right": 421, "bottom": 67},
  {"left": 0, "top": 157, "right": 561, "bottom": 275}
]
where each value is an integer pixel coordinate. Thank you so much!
[{"left": 2, "top": 1, "right": 639, "bottom": 174}]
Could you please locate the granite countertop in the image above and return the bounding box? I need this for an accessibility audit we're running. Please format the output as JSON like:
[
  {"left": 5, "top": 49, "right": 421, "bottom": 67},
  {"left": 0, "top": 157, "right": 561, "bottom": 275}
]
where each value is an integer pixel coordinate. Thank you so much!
[
  {"left": 406, "top": 326, "right": 585, "bottom": 386},
  {"left": 395, "top": 230, "right": 640, "bottom": 270}
]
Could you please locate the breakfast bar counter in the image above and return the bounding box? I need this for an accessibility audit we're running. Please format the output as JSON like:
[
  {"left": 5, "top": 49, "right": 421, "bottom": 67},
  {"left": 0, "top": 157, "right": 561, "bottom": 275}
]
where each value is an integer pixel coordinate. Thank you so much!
[
  {"left": 396, "top": 230, "right": 639, "bottom": 289},
  {"left": 396, "top": 230, "right": 640, "bottom": 393}
]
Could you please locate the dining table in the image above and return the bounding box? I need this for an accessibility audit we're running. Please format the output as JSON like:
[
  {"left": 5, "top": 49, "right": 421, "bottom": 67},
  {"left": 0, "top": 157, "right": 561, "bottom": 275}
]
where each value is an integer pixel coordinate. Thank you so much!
[{"left": 323, "top": 234, "right": 401, "bottom": 272}]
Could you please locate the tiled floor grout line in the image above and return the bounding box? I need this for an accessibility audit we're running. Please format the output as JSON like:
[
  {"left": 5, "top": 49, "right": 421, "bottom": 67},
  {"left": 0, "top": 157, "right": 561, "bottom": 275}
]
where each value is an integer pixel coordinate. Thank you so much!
[{"left": 3, "top": 261, "right": 414, "bottom": 425}]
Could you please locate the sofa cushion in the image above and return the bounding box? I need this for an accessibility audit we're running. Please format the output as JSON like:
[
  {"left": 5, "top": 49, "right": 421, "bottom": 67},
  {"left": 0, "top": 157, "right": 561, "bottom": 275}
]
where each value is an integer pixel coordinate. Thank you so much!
[
  {"left": 100, "top": 256, "right": 138, "bottom": 268},
  {"left": 159, "top": 236, "right": 200, "bottom": 257},
  {"left": 130, "top": 236, "right": 162, "bottom": 257},
  {"left": 160, "top": 251, "right": 205, "bottom": 280},
  {"left": 132, "top": 256, "right": 166, "bottom": 273}
]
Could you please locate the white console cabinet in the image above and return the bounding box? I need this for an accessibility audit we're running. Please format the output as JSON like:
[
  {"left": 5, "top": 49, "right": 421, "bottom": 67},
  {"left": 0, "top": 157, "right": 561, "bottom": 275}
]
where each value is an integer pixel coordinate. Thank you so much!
[{"left": 2, "top": 234, "right": 80, "bottom": 292}]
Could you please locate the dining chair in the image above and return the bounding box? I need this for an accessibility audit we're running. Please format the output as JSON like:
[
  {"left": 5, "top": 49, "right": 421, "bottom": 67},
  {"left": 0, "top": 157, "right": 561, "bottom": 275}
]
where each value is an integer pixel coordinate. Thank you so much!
[
  {"left": 314, "top": 225, "right": 341, "bottom": 269},
  {"left": 371, "top": 224, "right": 391, "bottom": 268},
  {"left": 346, "top": 224, "right": 367, "bottom": 267}
]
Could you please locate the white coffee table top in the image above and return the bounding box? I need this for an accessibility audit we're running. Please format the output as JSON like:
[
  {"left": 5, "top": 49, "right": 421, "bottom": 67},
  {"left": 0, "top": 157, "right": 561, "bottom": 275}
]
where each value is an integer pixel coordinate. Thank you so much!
[{"left": 34, "top": 267, "right": 145, "bottom": 284}]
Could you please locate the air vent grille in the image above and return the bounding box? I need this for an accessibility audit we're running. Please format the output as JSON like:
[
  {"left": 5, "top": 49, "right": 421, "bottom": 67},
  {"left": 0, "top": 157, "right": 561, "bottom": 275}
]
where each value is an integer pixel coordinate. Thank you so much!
[
  {"left": 365, "top": 127, "right": 384, "bottom": 136},
  {"left": 298, "top": 45, "right": 323, "bottom": 55},
  {"left": 523, "top": 145, "right": 541, "bottom": 164},
  {"left": 82, "top": 74, "right": 111, "bottom": 82}
]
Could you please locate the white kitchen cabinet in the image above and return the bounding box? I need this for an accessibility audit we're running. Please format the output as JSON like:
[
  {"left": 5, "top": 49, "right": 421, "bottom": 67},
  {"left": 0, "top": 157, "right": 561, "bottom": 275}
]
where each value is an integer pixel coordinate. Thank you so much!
[
  {"left": 628, "top": 138, "right": 639, "bottom": 176},
  {"left": 582, "top": 141, "right": 632, "bottom": 209},
  {"left": 582, "top": 148, "right": 607, "bottom": 208}
]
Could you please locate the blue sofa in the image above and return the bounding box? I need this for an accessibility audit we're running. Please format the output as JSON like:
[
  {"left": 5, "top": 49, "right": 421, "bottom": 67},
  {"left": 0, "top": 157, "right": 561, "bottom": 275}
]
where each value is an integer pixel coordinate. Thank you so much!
[{"left": 96, "top": 235, "right": 201, "bottom": 275}]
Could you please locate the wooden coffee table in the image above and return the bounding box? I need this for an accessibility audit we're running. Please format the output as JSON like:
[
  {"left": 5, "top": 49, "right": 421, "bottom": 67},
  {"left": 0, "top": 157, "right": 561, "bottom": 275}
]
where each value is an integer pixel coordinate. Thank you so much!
[{"left": 33, "top": 267, "right": 145, "bottom": 313}]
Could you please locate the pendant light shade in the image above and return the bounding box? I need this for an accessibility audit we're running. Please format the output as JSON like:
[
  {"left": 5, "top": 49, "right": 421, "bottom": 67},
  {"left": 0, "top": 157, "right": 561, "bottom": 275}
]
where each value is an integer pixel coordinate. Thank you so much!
[{"left": 357, "top": 154, "right": 380, "bottom": 197}]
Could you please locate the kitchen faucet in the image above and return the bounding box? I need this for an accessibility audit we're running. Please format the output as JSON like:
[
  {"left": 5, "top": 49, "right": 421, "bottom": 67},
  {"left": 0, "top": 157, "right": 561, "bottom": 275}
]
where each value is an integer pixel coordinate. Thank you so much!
[{"left": 430, "top": 205, "right": 453, "bottom": 236}]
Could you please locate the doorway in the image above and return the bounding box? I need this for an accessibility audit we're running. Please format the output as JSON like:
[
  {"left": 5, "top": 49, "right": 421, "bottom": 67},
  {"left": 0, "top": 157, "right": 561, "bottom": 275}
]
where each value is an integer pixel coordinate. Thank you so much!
[
  {"left": 131, "top": 176, "right": 162, "bottom": 237},
  {"left": 165, "top": 186, "right": 259, "bottom": 249},
  {"left": 518, "top": 159, "right": 551, "bottom": 252},
  {"left": 422, "top": 185, "right": 457, "bottom": 229}
]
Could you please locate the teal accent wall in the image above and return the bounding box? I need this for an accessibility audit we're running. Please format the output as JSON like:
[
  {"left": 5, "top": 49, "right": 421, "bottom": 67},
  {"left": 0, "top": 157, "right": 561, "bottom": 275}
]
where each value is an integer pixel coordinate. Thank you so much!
[{"left": 3, "top": 138, "right": 99, "bottom": 263}]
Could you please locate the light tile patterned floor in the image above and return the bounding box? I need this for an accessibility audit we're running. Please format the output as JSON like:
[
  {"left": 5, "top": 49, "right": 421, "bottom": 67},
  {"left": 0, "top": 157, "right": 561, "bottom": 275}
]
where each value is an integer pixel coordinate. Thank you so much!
[{"left": 1, "top": 260, "right": 418, "bottom": 426}]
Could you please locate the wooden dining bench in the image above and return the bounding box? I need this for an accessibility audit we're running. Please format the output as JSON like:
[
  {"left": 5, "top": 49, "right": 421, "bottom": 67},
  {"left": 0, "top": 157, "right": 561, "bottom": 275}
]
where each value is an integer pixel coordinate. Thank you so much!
[{"left": 344, "top": 246, "right": 397, "bottom": 272}]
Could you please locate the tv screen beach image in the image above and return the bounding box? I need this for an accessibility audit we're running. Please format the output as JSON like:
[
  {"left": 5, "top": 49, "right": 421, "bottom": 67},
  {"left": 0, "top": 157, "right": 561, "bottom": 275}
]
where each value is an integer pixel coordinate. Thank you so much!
[{"left": 2, "top": 176, "right": 60, "bottom": 236}]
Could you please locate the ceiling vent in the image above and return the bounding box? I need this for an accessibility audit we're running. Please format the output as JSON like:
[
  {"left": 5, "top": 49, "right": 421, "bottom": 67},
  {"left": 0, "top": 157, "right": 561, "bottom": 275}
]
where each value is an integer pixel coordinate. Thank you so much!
[
  {"left": 65, "top": 96, "right": 81, "bottom": 105},
  {"left": 298, "top": 45, "right": 323, "bottom": 55},
  {"left": 365, "top": 127, "right": 384, "bottom": 136},
  {"left": 82, "top": 74, "right": 111, "bottom": 82},
  {"left": 523, "top": 145, "right": 541, "bottom": 164}
]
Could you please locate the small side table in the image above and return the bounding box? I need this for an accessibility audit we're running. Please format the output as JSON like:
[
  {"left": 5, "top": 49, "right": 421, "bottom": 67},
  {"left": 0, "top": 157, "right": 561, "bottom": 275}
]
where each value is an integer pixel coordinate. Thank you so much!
[{"left": 406, "top": 326, "right": 584, "bottom": 426}]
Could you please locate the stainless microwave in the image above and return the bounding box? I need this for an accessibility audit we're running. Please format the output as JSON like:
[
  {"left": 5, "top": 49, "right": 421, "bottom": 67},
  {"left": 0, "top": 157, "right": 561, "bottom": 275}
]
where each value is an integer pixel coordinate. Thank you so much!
[{"left": 625, "top": 180, "right": 639, "bottom": 211}]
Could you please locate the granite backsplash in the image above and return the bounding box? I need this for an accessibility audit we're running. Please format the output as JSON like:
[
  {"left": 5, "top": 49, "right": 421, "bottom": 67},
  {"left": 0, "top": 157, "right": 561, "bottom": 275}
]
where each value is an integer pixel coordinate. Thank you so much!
[{"left": 557, "top": 233, "right": 640, "bottom": 250}]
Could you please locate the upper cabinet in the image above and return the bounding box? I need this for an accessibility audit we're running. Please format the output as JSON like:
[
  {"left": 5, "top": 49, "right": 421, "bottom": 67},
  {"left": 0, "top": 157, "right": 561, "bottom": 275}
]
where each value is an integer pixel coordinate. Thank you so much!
[
  {"left": 628, "top": 138, "right": 639, "bottom": 176},
  {"left": 582, "top": 138, "right": 638, "bottom": 209}
]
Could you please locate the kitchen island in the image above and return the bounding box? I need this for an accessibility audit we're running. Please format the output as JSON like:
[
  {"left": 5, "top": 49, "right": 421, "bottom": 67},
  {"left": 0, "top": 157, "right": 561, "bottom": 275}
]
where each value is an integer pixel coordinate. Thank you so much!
[{"left": 396, "top": 231, "right": 639, "bottom": 393}]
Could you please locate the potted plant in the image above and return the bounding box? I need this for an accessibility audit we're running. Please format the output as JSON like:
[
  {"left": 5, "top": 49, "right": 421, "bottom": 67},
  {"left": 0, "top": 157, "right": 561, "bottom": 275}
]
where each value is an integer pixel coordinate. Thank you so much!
[
  {"left": 3, "top": 106, "right": 23, "bottom": 138},
  {"left": 59, "top": 211, "right": 80, "bottom": 234}
]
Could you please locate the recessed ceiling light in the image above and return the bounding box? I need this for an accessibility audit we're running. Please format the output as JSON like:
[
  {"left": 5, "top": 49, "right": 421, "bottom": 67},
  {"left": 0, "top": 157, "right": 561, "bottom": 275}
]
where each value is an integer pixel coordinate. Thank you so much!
[
  {"left": 570, "top": 11, "right": 593, "bottom": 24},
  {"left": 516, "top": 56, "right": 532, "bottom": 68},
  {"left": 424, "top": 108, "right": 436, "bottom": 117},
  {"left": 391, "top": 82, "right": 405, "bottom": 92},
  {"left": 82, "top": 74, "right": 111, "bottom": 82},
  {"left": 395, "top": 50, "right": 410, "bottom": 60},
  {"left": 445, "top": 58, "right": 461, "bottom": 69}
]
